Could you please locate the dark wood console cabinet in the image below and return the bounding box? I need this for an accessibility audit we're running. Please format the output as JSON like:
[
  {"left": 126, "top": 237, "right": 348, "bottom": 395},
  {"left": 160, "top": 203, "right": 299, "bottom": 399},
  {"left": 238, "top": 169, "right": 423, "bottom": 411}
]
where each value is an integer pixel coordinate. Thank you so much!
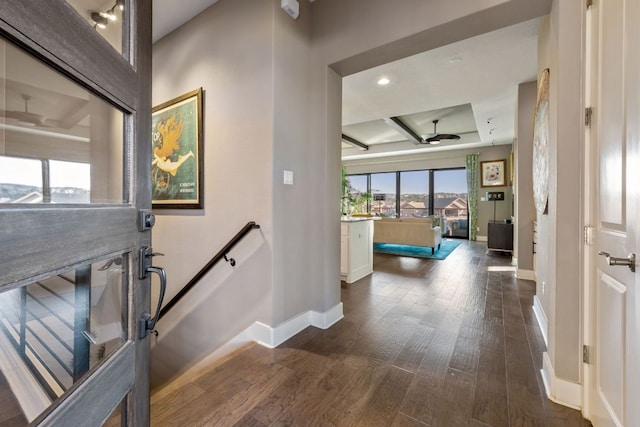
[{"left": 487, "top": 222, "right": 513, "bottom": 253}]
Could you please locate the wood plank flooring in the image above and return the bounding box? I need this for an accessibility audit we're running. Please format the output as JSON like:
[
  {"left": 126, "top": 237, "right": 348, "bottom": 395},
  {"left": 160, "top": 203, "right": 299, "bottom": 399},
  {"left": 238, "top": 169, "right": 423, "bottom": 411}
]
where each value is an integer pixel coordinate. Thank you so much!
[
  {"left": 0, "top": 370, "right": 27, "bottom": 427},
  {"left": 151, "top": 240, "right": 592, "bottom": 427}
]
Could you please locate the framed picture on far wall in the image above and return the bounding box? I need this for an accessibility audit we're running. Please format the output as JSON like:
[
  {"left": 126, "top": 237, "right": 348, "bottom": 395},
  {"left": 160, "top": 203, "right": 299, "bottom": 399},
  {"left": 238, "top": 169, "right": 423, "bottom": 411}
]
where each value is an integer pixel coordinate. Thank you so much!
[
  {"left": 151, "top": 88, "right": 203, "bottom": 209},
  {"left": 480, "top": 159, "right": 506, "bottom": 187}
]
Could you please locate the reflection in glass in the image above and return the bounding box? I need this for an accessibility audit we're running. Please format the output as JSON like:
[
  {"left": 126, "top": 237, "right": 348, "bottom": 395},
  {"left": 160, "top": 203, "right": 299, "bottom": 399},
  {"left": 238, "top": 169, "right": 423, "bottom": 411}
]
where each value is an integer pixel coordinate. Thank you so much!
[
  {"left": 0, "top": 255, "right": 127, "bottom": 423},
  {"left": 0, "top": 37, "right": 125, "bottom": 204},
  {"left": 66, "top": 0, "right": 126, "bottom": 55},
  {"left": 0, "top": 156, "right": 43, "bottom": 203}
]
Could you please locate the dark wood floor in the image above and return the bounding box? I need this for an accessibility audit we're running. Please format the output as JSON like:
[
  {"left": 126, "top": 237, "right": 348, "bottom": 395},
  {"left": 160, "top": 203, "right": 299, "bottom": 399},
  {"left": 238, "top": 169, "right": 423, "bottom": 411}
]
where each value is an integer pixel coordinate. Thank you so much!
[
  {"left": 0, "top": 370, "right": 27, "bottom": 427},
  {"left": 151, "top": 240, "right": 592, "bottom": 427}
]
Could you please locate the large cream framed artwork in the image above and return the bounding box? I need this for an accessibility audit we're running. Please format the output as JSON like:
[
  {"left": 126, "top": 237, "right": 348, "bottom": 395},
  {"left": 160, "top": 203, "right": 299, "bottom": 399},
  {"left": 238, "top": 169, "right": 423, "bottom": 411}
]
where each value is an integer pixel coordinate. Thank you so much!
[{"left": 533, "top": 69, "right": 550, "bottom": 214}]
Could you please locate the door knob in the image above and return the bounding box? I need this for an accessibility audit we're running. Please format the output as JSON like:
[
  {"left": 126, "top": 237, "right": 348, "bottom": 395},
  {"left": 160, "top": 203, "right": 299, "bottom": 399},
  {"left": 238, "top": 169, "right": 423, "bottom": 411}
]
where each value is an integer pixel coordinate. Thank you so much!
[{"left": 598, "top": 251, "right": 636, "bottom": 272}]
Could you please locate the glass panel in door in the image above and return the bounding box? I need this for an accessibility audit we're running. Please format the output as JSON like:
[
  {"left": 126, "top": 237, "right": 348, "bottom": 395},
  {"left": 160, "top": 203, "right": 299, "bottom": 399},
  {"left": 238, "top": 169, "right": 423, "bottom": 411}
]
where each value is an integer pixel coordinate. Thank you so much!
[
  {"left": 0, "top": 37, "right": 125, "bottom": 205},
  {"left": 0, "top": 254, "right": 127, "bottom": 424},
  {"left": 65, "top": 0, "right": 127, "bottom": 55},
  {"left": 433, "top": 168, "right": 468, "bottom": 238}
]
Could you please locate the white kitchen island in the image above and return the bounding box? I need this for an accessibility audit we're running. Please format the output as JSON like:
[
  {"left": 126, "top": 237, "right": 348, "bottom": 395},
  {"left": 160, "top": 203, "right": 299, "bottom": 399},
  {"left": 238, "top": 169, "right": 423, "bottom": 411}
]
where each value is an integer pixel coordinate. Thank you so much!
[{"left": 340, "top": 217, "right": 374, "bottom": 283}]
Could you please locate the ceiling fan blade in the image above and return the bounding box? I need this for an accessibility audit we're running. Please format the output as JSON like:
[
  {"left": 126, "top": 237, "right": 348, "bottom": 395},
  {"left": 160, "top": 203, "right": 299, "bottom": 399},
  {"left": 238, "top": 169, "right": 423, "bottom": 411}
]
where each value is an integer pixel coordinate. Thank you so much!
[
  {"left": 422, "top": 119, "right": 461, "bottom": 143},
  {"left": 2, "top": 109, "right": 49, "bottom": 126},
  {"left": 437, "top": 134, "right": 461, "bottom": 140},
  {"left": 424, "top": 133, "right": 461, "bottom": 143}
]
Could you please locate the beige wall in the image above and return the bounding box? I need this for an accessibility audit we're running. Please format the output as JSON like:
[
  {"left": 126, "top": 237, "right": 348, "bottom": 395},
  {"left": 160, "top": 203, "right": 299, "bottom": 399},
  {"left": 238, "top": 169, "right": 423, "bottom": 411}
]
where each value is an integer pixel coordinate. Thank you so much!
[
  {"left": 515, "top": 81, "right": 537, "bottom": 271},
  {"left": 343, "top": 145, "right": 513, "bottom": 238},
  {"left": 535, "top": 0, "right": 583, "bottom": 383},
  {"left": 150, "top": 0, "right": 276, "bottom": 386},
  {"left": 150, "top": 0, "right": 556, "bottom": 387}
]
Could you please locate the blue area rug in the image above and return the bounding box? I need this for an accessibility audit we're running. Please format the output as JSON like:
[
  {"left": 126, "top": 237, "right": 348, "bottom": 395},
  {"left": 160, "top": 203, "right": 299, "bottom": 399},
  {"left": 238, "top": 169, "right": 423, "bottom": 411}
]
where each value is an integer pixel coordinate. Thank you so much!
[{"left": 373, "top": 239, "right": 462, "bottom": 260}]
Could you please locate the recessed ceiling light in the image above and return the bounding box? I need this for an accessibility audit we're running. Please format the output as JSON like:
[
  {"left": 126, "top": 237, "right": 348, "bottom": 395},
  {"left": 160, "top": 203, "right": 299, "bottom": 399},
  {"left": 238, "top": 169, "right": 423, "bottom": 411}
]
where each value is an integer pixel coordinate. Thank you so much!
[{"left": 377, "top": 77, "right": 390, "bottom": 86}]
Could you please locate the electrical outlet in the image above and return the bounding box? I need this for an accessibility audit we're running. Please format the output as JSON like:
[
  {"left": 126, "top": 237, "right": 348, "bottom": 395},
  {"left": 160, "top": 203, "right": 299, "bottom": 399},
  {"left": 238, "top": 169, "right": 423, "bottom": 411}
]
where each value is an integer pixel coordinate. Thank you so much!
[{"left": 476, "top": 227, "right": 480, "bottom": 231}]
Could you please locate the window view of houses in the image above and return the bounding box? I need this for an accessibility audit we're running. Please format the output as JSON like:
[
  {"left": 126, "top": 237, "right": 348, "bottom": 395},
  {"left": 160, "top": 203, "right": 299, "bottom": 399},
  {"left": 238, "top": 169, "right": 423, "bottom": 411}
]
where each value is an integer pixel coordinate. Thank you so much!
[
  {"left": 0, "top": 156, "right": 90, "bottom": 203},
  {"left": 346, "top": 168, "right": 468, "bottom": 238}
]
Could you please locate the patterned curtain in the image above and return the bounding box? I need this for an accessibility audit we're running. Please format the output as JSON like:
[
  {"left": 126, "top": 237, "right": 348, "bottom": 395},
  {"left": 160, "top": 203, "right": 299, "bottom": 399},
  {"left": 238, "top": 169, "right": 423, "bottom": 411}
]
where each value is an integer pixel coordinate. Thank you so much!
[{"left": 466, "top": 154, "right": 479, "bottom": 241}]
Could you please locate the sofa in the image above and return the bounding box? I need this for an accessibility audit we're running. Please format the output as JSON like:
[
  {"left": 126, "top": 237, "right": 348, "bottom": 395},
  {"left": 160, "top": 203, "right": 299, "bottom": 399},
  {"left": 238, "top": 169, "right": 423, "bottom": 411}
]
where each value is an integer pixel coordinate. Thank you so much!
[{"left": 373, "top": 217, "right": 442, "bottom": 253}]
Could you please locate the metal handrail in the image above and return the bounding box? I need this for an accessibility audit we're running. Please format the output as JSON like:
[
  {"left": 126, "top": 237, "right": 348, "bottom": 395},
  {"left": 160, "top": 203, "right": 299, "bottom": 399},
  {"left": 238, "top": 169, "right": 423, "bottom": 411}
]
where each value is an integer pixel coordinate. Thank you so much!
[
  {"left": 158, "top": 221, "right": 260, "bottom": 319},
  {"left": 26, "top": 290, "right": 74, "bottom": 330},
  {"left": 35, "top": 282, "right": 74, "bottom": 307}
]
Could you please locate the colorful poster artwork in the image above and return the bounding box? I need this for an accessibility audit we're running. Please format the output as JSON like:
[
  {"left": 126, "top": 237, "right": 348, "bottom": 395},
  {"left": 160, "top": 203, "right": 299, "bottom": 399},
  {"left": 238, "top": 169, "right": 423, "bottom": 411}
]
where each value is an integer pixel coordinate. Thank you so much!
[{"left": 151, "top": 88, "right": 203, "bottom": 208}]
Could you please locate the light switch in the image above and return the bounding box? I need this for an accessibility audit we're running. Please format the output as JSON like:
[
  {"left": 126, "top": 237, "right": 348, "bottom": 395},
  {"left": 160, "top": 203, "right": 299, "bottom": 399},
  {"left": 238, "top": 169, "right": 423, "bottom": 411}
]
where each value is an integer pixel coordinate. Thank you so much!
[{"left": 283, "top": 170, "right": 294, "bottom": 185}]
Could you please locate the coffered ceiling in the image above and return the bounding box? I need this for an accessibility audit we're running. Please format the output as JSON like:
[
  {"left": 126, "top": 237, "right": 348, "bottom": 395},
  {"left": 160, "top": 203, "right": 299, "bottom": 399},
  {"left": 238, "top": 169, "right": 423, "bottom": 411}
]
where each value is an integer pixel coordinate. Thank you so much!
[{"left": 341, "top": 17, "right": 541, "bottom": 160}]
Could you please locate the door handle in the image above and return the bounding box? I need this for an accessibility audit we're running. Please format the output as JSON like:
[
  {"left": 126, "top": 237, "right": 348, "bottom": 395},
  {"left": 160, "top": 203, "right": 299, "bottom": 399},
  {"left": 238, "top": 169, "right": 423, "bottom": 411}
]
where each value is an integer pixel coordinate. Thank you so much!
[
  {"left": 139, "top": 246, "right": 167, "bottom": 339},
  {"left": 598, "top": 251, "right": 636, "bottom": 273}
]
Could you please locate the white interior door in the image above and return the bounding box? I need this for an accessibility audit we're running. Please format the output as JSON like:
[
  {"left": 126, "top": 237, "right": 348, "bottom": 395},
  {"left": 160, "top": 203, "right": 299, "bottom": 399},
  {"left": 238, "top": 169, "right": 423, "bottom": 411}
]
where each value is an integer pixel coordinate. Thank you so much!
[{"left": 586, "top": 0, "right": 640, "bottom": 425}]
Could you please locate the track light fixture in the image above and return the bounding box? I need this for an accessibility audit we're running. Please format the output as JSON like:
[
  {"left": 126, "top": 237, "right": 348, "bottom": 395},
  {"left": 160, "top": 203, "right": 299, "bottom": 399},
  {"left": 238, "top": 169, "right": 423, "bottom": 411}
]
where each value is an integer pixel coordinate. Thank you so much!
[
  {"left": 91, "top": 12, "right": 108, "bottom": 29},
  {"left": 91, "top": 1, "right": 124, "bottom": 30}
]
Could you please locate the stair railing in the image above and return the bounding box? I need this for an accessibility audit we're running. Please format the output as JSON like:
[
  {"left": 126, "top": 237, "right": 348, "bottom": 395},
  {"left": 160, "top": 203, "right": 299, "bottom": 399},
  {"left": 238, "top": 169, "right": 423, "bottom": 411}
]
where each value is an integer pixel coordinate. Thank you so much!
[{"left": 158, "top": 221, "right": 261, "bottom": 319}]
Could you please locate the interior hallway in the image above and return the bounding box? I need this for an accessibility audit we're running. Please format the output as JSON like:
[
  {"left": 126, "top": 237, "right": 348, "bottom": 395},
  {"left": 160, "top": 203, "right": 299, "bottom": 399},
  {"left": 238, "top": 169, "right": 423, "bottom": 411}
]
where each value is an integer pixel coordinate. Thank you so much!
[{"left": 150, "top": 240, "right": 591, "bottom": 426}]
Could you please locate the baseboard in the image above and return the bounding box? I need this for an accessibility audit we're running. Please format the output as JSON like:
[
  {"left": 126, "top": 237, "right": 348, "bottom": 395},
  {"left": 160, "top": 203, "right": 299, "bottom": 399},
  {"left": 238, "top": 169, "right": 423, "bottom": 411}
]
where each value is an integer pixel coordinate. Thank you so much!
[
  {"left": 517, "top": 269, "right": 536, "bottom": 281},
  {"left": 533, "top": 295, "right": 548, "bottom": 347},
  {"left": 309, "top": 302, "right": 344, "bottom": 329},
  {"left": 250, "top": 302, "right": 344, "bottom": 349},
  {"left": 541, "top": 352, "right": 582, "bottom": 410},
  {"left": 476, "top": 235, "right": 488, "bottom": 242}
]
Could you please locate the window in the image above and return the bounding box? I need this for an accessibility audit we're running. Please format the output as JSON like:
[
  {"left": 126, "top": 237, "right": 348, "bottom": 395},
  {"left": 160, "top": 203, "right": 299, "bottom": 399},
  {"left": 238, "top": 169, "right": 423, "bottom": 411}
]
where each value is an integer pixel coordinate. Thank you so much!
[
  {"left": 400, "top": 170, "right": 429, "bottom": 218},
  {"left": 345, "top": 167, "right": 468, "bottom": 238},
  {"left": 434, "top": 169, "right": 468, "bottom": 238},
  {"left": 370, "top": 173, "right": 397, "bottom": 217},
  {"left": 345, "top": 174, "right": 369, "bottom": 214}
]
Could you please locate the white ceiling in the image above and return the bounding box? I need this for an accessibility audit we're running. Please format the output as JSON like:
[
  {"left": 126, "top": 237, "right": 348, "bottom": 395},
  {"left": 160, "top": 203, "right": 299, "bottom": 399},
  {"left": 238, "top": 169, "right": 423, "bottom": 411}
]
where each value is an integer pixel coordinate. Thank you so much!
[
  {"left": 149, "top": 1, "right": 541, "bottom": 162},
  {"left": 342, "top": 17, "right": 541, "bottom": 160},
  {"left": 152, "top": 0, "right": 219, "bottom": 43}
]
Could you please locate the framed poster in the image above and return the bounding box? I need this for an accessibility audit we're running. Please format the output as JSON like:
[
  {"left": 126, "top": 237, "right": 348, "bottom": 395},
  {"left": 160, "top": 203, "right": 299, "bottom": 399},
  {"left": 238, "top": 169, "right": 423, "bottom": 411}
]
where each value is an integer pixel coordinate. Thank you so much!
[
  {"left": 151, "top": 88, "right": 203, "bottom": 209},
  {"left": 480, "top": 159, "right": 506, "bottom": 187}
]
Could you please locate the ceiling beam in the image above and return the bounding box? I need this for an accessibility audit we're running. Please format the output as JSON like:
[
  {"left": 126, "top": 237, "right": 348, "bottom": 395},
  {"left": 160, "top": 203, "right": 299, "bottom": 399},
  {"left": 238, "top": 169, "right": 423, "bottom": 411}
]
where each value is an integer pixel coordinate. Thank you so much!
[
  {"left": 383, "top": 116, "right": 423, "bottom": 144},
  {"left": 341, "top": 133, "right": 369, "bottom": 151}
]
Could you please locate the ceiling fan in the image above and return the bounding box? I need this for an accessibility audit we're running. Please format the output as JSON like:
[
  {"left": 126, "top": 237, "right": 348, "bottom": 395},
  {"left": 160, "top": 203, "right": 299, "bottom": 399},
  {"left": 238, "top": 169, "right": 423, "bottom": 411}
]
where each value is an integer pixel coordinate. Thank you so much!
[
  {"left": 2, "top": 94, "right": 49, "bottom": 127},
  {"left": 421, "top": 119, "right": 460, "bottom": 145}
]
